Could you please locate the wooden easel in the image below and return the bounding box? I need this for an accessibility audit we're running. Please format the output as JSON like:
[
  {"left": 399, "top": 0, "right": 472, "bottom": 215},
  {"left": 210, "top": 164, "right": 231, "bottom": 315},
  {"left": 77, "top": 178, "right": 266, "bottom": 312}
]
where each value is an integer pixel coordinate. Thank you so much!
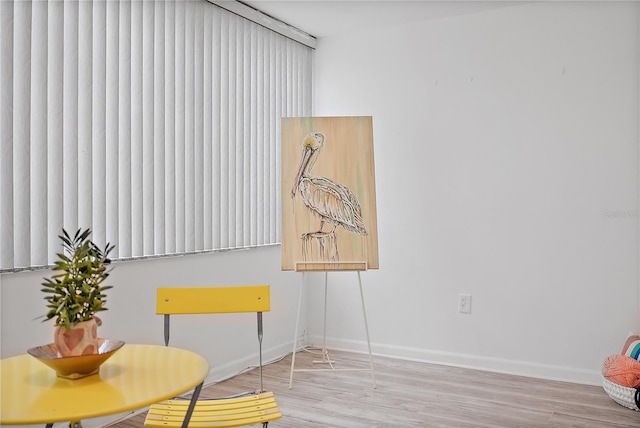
[{"left": 288, "top": 261, "right": 376, "bottom": 389}]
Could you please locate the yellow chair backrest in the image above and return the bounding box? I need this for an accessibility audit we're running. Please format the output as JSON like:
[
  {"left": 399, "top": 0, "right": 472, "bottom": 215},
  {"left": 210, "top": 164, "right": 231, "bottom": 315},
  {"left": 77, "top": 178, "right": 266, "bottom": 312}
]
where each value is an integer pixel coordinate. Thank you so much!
[
  {"left": 145, "top": 284, "right": 282, "bottom": 428},
  {"left": 156, "top": 285, "right": 270, "bottom": 315}
]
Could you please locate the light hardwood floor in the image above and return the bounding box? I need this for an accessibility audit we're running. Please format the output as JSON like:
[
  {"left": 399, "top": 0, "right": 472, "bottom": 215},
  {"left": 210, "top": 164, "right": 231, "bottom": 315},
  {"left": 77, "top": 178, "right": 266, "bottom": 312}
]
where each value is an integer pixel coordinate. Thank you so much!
[{"left": 108, "top": 349, "right": 640, "bottom": 427}]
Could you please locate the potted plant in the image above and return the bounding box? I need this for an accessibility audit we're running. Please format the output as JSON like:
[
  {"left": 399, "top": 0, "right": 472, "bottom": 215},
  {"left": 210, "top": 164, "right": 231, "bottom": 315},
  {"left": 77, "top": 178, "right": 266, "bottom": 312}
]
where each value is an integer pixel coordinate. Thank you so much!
[{"left": 41, "top": 228, "right": 115, "bottom": 357}]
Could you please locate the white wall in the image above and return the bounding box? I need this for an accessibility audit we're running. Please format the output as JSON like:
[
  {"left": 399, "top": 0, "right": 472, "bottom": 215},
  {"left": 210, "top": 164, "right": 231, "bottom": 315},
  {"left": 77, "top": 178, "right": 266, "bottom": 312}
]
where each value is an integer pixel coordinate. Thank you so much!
[
  {"left": 0, "top": 246, "right": 308, "bottom": 360},
  {"left": 308, "top": 1, "right": 640, "bottom": 384}
]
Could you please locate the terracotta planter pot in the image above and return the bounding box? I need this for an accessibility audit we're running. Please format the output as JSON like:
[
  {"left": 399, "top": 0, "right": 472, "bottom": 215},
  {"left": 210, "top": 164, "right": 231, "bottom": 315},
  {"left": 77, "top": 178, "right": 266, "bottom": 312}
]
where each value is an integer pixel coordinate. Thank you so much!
[{"left": 54, "top": 317, "right": 102, "bottom": 357}]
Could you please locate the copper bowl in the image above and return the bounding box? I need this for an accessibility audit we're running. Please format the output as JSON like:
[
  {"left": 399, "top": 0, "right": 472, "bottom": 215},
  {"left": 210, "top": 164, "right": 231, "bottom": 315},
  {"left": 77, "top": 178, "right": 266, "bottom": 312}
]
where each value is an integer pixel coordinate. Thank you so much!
[{"left": 27, "top": 339, "right": 125, "bottom": 379}]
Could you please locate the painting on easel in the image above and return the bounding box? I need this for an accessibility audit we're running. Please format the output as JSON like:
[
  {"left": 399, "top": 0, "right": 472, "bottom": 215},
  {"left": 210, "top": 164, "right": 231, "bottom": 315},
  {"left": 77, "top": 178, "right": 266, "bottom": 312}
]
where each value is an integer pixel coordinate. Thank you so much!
[{"left": 281, "top": 116, "right": 379, "bottom": 271}]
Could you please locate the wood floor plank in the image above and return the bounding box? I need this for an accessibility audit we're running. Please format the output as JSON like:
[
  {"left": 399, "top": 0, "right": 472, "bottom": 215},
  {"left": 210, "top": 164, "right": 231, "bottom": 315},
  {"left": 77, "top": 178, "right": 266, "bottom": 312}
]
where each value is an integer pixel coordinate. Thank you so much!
[{"left": 106, "top": 349, "right": 640, "bottom": 427}]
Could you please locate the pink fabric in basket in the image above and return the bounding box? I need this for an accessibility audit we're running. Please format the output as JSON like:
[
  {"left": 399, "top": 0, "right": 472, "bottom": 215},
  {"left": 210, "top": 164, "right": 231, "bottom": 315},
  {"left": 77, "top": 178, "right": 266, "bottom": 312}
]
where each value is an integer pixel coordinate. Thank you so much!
[{"left": 602, "top": 354, "right": 640, "bottom": 388}]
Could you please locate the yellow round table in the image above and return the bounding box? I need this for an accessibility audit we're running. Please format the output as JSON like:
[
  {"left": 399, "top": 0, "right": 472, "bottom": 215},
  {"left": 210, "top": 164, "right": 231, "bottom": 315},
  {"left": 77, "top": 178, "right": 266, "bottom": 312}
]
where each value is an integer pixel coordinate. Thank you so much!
[{"left": 0, "top": 344, "right": 209, "bottom": 426}]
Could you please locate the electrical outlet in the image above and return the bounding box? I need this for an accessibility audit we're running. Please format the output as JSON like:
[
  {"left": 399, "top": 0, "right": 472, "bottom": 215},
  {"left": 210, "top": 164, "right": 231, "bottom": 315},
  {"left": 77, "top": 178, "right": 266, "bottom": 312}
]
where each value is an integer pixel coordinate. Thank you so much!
[{"left": 458, "top": 294, "right": 472, "bottom": 314}]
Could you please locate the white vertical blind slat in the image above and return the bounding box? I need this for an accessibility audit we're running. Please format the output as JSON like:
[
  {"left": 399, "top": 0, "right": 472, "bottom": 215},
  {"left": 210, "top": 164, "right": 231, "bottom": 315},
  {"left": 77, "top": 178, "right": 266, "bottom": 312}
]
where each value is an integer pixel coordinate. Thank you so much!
[
  {"left": 202, "top": 4, "right": 213, "bottom": 250},
  {"left": 219, "top": 14, "right": 229, "bottom": 250},
  {"left": 173, "top": 0, "right": 185, "bottom": 254},
  {"left": 194, "top": 3, "right": 204, "bottom": 251},
  {"left": 270, "top": 36, "right": 280, "bottom": 244},
  {"left": 0, "top": 0, "right": 14, "bottom": 269},
  {"left": 1, "top": 0, "right": 311, "bottom": 271},
  {"left": 47, "top": 0, "right": 63, "bottom": 264},
  {"left": 13, "top": 0, "right": 31, "bottom": 268},
  {"left": 211, "top": 7, "right": 221, "bottom": 251},
  {"left": 130, "top": 0, "right": 143, "bottom": 257},
  {"left": 154, "top": 0, "right": 165, "bottom": 255},
  {"left": 258, "top": 32, "right": 270, "bottom": 245},
  {"left": 235, "top": 19, "right": 245, "bottom": 247},
  {"left": 227, "top": 15, "right": 237, "bottom": 249},
  {"left": 118, "top": 0, "right": 132, "bottom": 258},
  {"left": 164, "top": 0, "right": 176, "bottom": 254},
  {"left": 106, "top": 0, "right": 119, "bottom": 251},
  {"left": 92, "top": 0, "right": 107, "bottom": 247},
  {"left": 254, "top": 29, "right": 262, "bottom": 246},
  {"left": 142, "top": 0, "right": 154, "bottom": 254},
  {"left": 174, "top": 0, "right": 185, "bottom": 254},
  {"left": 31, "top": 0, "right": 48, "bottom": 265},
  {"left": 184, "top": 2, "right": 195, "bottom": 252},
  {"left": 237, "top": 16, "right": 247, "bottom": 249},
  {"left": 77, "top": 0, "right": 91, "bottom": 231},
  {"left": 242, "top": 22, "right": 251, "bottom": 247},
  {"left": 249, "top": 25, "right": 258, "bottom": 246},
  {"left": 264, "top": 34, "right": 275, "bottom": 245}
]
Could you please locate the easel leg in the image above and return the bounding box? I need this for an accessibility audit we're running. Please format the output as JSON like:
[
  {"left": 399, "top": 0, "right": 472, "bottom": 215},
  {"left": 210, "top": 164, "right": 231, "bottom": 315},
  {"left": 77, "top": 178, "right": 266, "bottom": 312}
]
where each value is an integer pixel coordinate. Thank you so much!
[
  {"left": 289, "top": 270, "right": 375, "bottom": 389},
  {"left": 358, "top": 271, "right": 377, "bottom": 388},
  {"left": 313, "top": 272, "right": 334, "bottom": 365},
  {"left": 323, "top": 272, "right": 328, "bottom": 352},
  {"left": 289, "top": 272, "right": 305, "bottom": 389}
]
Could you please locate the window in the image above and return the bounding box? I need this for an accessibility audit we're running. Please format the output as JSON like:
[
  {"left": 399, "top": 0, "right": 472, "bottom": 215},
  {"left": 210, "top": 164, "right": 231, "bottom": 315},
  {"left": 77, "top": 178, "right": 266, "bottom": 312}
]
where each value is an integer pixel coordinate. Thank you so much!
[{"left": 0, "top": 0, "right": 313, "bottom": 271}]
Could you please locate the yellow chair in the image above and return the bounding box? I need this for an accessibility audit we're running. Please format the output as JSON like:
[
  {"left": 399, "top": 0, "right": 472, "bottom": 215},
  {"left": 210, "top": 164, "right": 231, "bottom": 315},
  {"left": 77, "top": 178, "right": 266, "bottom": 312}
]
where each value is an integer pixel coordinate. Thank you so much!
[{"left": 144, "top": 285, "right": 282, "bottom": 428}]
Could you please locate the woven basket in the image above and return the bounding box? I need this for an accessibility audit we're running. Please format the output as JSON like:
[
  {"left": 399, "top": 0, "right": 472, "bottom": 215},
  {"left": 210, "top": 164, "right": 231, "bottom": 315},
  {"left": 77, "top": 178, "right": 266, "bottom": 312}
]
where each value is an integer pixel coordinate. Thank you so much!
[{"left": 602, "top": 377, "right": 640, "bottom": 411}]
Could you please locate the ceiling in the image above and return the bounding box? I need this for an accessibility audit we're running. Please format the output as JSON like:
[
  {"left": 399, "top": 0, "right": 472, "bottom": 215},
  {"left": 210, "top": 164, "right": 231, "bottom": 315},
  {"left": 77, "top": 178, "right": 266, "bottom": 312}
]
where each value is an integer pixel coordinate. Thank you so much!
[{"left": 241, "top": 1, "right": 521, "bottom": 39}]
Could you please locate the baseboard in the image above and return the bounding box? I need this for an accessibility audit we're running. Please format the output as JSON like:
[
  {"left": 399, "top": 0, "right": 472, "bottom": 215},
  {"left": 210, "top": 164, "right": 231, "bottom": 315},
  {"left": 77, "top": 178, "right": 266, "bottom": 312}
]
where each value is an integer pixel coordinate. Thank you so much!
[
  {"left": 308, "top": 335, "right": 603, "bottom": 386},
  {"left": 204, "top": 341, "right": 293, "bottom": 385}
]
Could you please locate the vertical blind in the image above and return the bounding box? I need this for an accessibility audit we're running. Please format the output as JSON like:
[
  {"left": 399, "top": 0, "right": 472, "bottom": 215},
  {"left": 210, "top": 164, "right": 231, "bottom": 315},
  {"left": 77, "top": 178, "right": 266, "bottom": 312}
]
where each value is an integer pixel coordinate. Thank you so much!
[{"left": 0, "top": 0, "right": 313, "bottom": 271}]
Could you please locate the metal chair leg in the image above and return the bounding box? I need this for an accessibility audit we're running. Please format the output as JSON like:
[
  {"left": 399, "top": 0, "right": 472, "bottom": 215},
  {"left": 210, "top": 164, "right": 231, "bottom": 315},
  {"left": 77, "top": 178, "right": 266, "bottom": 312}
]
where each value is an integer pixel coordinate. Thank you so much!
[{"left": 181, "top": 382, "right": 203, "bottom": 428}]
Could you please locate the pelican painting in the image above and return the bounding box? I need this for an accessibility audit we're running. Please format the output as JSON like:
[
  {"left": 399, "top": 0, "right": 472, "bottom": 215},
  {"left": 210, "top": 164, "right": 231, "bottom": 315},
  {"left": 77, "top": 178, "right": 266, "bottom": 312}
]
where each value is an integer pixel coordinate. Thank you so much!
[
  {"left": 281, "top": 116, "right": 379, "bottom": 271},
  {"left": 291, "top": 132, "right": 367, "bottom": 236},
  {"left": 290, "top": 131, "right": 367, "bottom": 263}
]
